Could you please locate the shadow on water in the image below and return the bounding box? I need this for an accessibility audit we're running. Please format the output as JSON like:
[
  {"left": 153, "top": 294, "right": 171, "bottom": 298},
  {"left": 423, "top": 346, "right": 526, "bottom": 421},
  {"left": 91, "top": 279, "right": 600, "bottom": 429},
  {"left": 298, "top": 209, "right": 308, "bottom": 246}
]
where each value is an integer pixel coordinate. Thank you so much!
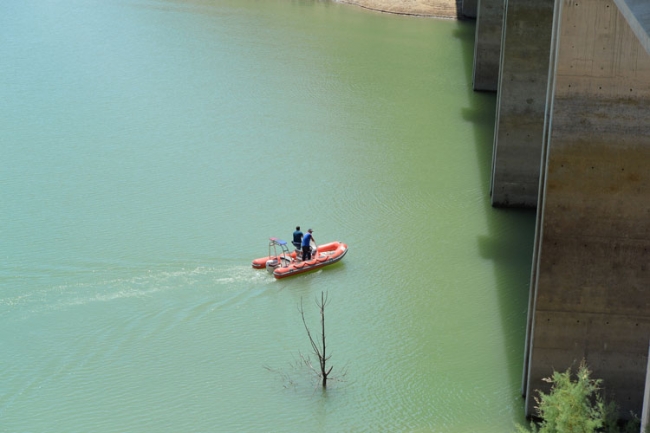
[{"left": 453, "top": 20, "right": 537, "bottom": 416}]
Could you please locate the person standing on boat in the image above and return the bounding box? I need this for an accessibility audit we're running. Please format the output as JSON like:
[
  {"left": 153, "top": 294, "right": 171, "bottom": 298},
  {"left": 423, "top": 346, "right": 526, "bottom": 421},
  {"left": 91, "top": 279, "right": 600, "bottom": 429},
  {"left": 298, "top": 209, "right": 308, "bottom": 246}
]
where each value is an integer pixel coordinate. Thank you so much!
[
  {"left": 301, "top": 229, "right": 315, "bottom": 261},
  {"left": 292, "top": 226, "right": 303, "bottom": 252}
]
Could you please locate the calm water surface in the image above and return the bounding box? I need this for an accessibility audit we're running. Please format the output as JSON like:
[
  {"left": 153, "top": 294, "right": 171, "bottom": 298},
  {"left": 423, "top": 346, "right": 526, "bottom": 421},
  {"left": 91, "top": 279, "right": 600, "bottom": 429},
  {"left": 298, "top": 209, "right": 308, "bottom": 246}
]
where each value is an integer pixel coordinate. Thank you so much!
[{"left": 1, "top": 0, "right": 535, "bottom": 431}]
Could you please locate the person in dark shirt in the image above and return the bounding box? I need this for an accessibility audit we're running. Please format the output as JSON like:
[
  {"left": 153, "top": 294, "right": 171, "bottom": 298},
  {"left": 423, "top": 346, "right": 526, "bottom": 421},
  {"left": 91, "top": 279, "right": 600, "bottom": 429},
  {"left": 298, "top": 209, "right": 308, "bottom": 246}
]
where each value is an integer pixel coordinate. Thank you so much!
[
  {"left": 301, "top": 229, "right": 315, "bottom": 261},
  {"left": 292, "top": 226, "right": 303, "bottom": 251}
]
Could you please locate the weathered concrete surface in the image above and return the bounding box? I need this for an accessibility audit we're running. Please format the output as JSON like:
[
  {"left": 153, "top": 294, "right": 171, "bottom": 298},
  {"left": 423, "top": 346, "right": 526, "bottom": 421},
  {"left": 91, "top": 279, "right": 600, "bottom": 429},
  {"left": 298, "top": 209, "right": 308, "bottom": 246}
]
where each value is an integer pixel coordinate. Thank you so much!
[
  {"left": 490, "top": 0, "right": 555, "bottom": 208},
  {"left": 472, "top": 0, "right": 504, "bottom": 91},
  {"left": 524, "top": 0, "right": 650, "bottom": 418},
  {"left": 462, "top": 0, "right": 477, "bottom": 18},
  {"left": 613, "top": 0, "right": 650, "bottom": 53}
]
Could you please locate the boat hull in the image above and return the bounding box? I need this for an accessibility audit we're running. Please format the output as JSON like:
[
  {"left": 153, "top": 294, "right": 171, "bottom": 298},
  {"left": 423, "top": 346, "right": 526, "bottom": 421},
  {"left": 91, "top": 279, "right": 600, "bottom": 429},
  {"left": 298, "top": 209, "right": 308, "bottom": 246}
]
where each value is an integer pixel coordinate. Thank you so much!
[
  {"left": 252, "top": 241, "right": 348, "bottom": 279},
  {"left": 274, "top": 242, "right": 347, "bottom": 279}
]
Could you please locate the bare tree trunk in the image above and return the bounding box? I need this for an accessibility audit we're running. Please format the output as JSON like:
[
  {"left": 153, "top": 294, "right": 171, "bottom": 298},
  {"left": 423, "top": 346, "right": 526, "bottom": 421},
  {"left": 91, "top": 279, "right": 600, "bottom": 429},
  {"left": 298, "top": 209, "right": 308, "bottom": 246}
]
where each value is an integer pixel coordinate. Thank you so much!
[{"left": 300, "top": 292, "right": 332, "bottom": 388}]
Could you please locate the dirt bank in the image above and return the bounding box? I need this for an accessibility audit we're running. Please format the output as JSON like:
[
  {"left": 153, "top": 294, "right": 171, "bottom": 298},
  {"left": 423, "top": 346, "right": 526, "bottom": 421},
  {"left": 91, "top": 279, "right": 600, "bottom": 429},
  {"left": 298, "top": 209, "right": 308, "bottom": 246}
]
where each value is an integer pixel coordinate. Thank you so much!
[{"left": 337, "top": 0, "right": 461, "bottom": 19}]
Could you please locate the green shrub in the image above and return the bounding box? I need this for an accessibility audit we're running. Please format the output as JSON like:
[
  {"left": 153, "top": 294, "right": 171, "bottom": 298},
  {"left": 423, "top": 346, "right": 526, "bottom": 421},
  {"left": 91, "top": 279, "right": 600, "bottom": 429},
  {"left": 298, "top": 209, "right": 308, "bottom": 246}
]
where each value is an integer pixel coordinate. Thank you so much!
[
  {"left": 533, "top": 360, "right": 602, "bottom": 432},
  {"left": 516, "top": 360, "right": 638, "bottom": 433}
]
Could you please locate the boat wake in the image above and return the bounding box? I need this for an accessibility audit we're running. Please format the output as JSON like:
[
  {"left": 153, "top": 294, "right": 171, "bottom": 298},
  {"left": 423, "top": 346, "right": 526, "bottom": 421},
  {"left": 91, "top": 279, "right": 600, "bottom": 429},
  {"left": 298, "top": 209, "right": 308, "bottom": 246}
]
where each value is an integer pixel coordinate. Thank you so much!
[{"left": 0, "top": 262, "right": 275, "bottom": 317}]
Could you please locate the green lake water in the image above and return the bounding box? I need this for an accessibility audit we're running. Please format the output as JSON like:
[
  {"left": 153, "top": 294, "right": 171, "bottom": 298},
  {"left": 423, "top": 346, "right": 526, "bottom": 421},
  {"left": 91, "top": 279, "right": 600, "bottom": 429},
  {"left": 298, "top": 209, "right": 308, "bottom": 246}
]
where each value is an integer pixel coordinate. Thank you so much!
[{"left": 1, "top": 0, "right": 536, "bottom": 431}]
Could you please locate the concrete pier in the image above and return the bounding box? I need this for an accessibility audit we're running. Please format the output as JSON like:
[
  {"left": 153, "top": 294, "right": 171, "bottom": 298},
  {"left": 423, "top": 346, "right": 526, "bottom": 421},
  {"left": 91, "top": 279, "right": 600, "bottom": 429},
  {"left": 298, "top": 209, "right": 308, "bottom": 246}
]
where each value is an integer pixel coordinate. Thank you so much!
[
  {"left": 523, "top": 0, "right": 650, "bottom": 417},
  {"left": 490, "top": 0, "right": 555, "bottom": 208},
  {"left": 472, "top": 0, "right": 503, "bottom": 91},
  {"left": 462, "top": 0, "right": 477, "bottom": 18},
  {"left": 468, "top": 0, "right": 650, "bottom": 418}
]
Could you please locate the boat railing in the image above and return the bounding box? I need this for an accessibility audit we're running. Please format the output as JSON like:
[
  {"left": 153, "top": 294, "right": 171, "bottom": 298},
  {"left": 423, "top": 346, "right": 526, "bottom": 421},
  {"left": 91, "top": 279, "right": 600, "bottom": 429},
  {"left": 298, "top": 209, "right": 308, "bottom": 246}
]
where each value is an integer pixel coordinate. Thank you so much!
[{"left": 268, "top": 238, "right": 291, "bottom": 263}]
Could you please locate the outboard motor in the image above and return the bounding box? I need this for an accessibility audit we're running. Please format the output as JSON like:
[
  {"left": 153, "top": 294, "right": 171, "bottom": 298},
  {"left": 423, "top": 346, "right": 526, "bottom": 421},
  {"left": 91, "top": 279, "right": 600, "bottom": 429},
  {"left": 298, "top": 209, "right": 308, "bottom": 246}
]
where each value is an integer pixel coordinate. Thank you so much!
[
  {"left": 266, "top": 256, "right": 290, "bottom": 273},
  {"left": 266, "top": 258, "right": 280, "bottom": 274}
]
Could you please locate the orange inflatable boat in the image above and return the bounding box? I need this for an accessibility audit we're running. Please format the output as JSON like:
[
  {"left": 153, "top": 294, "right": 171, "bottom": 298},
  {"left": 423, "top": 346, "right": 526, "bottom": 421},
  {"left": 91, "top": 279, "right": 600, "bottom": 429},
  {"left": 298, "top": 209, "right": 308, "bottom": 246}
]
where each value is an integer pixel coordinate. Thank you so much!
[{"left": 252, "top": 238, "right": 348, "bottom": 279}]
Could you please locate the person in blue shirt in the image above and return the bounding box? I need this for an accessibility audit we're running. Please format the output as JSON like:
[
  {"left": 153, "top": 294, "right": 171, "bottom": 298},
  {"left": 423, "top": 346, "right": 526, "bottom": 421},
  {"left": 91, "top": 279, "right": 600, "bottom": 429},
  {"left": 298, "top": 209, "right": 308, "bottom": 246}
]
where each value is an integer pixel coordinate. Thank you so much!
[
  {"left": 301, "top": 228, "right": 315, "bottom": 261},
  {"left": 292, "top": 226, "right": 303, "bottom": 251}
]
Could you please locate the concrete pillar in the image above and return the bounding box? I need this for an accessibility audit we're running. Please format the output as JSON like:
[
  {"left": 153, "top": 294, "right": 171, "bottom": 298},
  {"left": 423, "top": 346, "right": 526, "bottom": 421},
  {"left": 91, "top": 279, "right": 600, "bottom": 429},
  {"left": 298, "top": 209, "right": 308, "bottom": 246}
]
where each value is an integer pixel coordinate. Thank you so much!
[
  {"left": 472, "top": 0, "right": 504, "bottom": 91},
  {"left": 462, "top": 0, "right": 478, "bottom": 18},
  {"left": 490, "top": 0, "right": 555, "bottom": 208},
  {"left": 525, "top": 0, "right": 650, "bottom": 418},
  {"left": 521, "top": 0, "right": 562, "bottom": 400}
]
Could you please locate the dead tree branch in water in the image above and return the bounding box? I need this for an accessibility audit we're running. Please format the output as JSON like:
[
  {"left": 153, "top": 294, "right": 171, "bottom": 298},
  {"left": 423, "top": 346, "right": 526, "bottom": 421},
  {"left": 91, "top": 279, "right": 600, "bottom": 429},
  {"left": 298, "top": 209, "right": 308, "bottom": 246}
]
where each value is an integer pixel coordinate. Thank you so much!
[{"left": 299, "top": 291, "right": 333, "bottom": 388}]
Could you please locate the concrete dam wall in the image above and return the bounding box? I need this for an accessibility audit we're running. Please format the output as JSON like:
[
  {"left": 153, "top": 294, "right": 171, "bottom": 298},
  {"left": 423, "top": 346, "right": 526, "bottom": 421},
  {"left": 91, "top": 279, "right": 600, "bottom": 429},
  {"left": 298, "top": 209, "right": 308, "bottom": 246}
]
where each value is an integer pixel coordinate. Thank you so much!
[{"left": 469, "top": 0, "right": 650, "bottom": 419}]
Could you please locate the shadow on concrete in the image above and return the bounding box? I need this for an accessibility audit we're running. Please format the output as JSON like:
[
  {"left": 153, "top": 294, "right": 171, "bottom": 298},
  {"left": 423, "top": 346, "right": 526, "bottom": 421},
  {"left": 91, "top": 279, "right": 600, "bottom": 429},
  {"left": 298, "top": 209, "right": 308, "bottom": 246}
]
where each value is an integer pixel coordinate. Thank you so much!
[
  {"left": 455, "top": 0, "right": 463, "bottom": 19},
  {"left": 452, "top": 20, "right": 537, "bottom": 418}
]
